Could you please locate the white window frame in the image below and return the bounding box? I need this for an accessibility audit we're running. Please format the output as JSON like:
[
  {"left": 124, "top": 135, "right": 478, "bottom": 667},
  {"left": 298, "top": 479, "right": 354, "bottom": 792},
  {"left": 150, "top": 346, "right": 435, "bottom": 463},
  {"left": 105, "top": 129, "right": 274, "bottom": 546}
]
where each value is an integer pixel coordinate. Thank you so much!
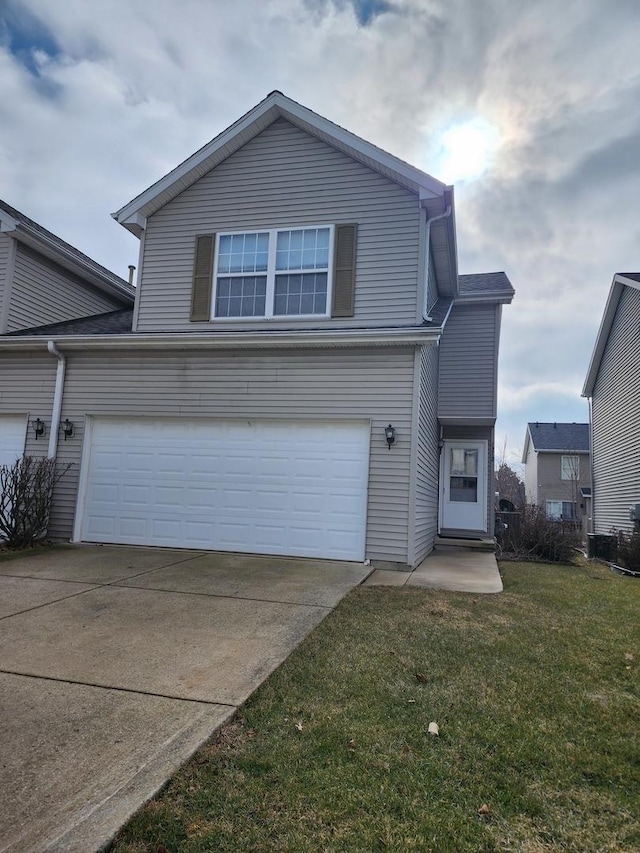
[
  {"left": 211, "top": 225, "right": 335, "bottom": 321},
  {"left": 546, "top": 500, "right": 575, "bottom": 521},
  {"left": 561, "top": 455, "right": 579, "bottom": 480}
]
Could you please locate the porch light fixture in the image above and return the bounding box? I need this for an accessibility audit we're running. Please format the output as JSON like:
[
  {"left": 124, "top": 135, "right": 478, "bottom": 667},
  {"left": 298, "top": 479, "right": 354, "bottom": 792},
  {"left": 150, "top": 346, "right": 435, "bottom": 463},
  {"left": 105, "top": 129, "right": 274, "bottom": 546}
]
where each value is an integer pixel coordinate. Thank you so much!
[
  {"left": 62, "top": 419, "right": 74, "bottom": 440},
  {"left": 384, "top": 424, "right": 396, "bottom": 450},
  {"left": 32, "top": 418, "right": 45, "bottom": 440}
]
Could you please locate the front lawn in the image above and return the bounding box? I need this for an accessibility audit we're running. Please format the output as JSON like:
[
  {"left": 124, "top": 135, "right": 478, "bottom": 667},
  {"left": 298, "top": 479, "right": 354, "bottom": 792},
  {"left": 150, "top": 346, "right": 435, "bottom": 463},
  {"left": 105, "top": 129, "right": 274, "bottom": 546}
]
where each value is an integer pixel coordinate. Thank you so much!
[{"left": 112, "top": 560, "right": 639, "bottom": 852}]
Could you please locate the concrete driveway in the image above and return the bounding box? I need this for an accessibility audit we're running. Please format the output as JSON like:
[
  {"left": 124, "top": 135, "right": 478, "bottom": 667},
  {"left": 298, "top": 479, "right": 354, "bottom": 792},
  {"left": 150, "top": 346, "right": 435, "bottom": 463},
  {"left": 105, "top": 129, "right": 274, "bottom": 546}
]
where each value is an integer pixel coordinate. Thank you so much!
[{"left": 0, "top": 544, "right": 369, "bottom": 853}]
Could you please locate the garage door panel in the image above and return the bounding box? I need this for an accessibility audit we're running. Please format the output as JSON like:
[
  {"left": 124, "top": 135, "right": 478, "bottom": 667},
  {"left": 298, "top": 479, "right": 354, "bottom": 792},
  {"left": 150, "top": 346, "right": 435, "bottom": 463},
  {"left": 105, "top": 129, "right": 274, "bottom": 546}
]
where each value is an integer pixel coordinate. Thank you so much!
[{"left": 81, "top": 418, "right": 369, "bottom": 560}]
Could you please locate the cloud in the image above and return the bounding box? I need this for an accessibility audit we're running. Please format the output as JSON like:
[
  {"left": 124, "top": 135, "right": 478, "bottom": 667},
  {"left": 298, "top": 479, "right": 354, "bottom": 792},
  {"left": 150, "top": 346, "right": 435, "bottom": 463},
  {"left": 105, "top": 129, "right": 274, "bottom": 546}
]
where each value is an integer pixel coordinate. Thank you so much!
[{"left": 1, "top": 0, "right": 639, "bottom": 456}]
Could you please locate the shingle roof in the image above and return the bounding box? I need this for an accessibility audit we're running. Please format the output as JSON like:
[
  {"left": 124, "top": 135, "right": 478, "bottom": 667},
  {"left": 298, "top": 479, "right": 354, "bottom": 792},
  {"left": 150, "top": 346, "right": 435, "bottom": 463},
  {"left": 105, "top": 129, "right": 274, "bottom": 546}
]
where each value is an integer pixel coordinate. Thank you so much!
[
  {"left": 0, "top": 199, "right": 133, "bottom": 298},
  {"left": 6, "top": 308, "right": 134, "bottom": 337},
  {"left": 527, "top": 422, "right": 590, "bottom": 452},
  {"left": 458, "top": 271, "right": 514, "bottom": 296}
]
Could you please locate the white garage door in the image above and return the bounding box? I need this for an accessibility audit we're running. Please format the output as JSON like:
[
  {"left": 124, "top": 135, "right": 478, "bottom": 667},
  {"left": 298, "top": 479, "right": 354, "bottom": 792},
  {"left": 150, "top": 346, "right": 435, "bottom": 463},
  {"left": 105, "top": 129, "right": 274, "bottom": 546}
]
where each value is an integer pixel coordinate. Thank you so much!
[
  {"left": 79, "top": 418, "right": 370, "bottom": 560},
  {"left": 0, "top": 415, "right": 26, "bottom": 468}
]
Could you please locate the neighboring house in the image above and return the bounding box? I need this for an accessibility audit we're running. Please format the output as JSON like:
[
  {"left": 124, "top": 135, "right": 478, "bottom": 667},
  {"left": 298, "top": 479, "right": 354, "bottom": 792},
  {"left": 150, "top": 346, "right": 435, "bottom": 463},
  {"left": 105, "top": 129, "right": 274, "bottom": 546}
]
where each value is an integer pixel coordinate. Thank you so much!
[
  {"left": 0, "top": 199, "right": 133, "bottom": 335},
  {"left": 0, "top": 92, "right": 514, "bottom": 567},
  {"left": 583, "top": 272, "right": 640, "bottom": 535},
  {"left": 522, "top": 422, "right": 590, "bottom": 524},
  {"left": 0, "top": 200, "right": 133, "bottom": 470}
]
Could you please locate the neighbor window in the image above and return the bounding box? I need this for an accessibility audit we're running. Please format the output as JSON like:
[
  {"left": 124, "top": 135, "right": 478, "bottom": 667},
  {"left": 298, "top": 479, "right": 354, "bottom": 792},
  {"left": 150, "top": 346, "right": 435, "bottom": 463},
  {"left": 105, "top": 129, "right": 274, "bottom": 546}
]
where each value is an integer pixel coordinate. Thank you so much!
[
  {"left": 546, "top": 500, "right": 575, "bottom": 520},
  {"left": 214, "top": 226, "right": 332, "bottom": 319},
  {"left": 561, "top": 455, "right": 579, "bottom": 480}
]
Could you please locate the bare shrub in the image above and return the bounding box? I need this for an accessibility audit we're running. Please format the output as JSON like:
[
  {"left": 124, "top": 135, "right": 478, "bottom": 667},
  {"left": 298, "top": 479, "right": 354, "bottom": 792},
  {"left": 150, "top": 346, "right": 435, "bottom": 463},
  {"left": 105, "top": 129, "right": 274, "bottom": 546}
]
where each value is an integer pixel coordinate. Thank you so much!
[
  {"left": 0, "top": 456, "right": 72, "bottom": 549},
  {"left": 612, "top": 529, "right": 640, "bottom": 572},
  {"left": 499, "top": 504, "right": 580, "bottom": 563}
]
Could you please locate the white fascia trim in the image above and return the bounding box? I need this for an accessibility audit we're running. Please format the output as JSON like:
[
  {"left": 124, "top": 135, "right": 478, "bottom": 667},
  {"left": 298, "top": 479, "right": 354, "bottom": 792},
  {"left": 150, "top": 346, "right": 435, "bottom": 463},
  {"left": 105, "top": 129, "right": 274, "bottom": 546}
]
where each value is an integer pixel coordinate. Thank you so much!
[
  {"left": 438, "top": 416, "right": 496, "bottom": 427},
  {"left": 0, "top": 327, "right": 442, "bottom": 352},
  {"left": 454, "top": 292, "right": 515, "bottom": 305},
  {"left": 582, "top": 274, "right": 627, "bottom": 397},
  {"left": 112, "top": 92, "right": 445, "bottom": 229}
]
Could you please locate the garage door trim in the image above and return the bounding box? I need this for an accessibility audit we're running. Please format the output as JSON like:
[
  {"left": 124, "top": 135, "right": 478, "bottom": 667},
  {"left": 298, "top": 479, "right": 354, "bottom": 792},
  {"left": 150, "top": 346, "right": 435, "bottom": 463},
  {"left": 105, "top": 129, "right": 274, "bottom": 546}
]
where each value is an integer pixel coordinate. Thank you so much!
[{"left": 74, "top": 415, "right": 370, "bottom": 561}]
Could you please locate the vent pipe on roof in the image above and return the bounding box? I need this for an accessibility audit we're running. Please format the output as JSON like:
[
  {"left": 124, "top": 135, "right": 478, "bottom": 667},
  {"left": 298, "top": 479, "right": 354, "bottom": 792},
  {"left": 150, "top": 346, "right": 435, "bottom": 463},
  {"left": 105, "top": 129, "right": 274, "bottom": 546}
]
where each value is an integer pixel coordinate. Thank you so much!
[{"left": 128, "top": 265, "right": 136, "bottom": 285}]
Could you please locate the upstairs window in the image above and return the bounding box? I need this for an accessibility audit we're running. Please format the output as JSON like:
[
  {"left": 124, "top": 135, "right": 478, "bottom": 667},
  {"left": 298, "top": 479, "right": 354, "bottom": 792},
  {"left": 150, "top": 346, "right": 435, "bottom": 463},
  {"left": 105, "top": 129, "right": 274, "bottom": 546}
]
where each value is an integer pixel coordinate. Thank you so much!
[
  {"left": 561, "top": 455, "right": 579, "bottom": 480},
  {"left": 214, "top": 226, "right": 332, "bottom": 319}
]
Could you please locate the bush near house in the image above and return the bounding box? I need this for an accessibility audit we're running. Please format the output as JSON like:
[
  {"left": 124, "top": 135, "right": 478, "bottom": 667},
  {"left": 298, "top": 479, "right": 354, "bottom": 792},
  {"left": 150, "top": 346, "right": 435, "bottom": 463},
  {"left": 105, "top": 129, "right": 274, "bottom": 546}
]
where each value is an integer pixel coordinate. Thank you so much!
[
  {"left": 613, "top": 529, "right": 640, "bottom": 572},
  {"left": 0, "top": 456, "right": 71, "bottom": 549},
  {"left": 497, "top": 504, "right": 580, "bottom": 563}
]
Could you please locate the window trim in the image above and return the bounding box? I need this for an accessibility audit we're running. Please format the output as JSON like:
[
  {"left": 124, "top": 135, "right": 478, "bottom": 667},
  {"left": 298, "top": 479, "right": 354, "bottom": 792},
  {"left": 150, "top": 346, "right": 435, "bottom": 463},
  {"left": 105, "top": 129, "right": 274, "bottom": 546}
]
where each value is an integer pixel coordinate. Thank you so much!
[
  {"left": 561, "top": 454, "right": 579, "bottom": 480},
  {"left": 211, "top": 225, "right": 335, "bottom": 321},
  {"left": 546, "top": 499, "right": 576, "bottom": 520}
]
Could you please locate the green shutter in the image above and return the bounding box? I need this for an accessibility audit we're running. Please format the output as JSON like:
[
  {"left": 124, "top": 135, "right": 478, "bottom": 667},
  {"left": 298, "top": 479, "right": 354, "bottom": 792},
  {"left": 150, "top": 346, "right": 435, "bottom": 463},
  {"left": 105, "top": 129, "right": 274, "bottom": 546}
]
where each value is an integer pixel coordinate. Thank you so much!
[
  {"left": 331, "top": 224, "right": 357, "bottom": 318},
  {"left": 190, "top": 234, "right": 215, "bottom": 322}
]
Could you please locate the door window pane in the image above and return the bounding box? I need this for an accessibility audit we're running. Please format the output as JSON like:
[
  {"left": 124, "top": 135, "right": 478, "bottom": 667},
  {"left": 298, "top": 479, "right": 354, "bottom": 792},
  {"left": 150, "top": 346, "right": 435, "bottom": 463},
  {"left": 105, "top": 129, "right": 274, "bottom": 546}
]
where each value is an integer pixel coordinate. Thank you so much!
[{"left": 450, "top": 476, "right": 478, "bottom": 503}]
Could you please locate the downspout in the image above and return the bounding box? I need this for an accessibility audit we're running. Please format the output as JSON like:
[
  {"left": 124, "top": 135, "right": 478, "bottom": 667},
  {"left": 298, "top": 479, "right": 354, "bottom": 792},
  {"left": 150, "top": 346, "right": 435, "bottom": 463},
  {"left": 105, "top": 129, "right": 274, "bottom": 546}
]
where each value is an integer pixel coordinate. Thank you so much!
[
  {"left": 422, "top": 205, "right": 452, "bottom": 322},
  {"left": 47, "top": 341, "right": 66, "bottom": 461}
]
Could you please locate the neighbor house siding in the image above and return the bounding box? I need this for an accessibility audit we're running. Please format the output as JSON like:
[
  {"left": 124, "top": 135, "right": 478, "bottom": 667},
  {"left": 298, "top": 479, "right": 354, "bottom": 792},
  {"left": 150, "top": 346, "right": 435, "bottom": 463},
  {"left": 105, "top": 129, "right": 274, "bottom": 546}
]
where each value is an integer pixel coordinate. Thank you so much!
[
  {"left": 523, "top": 447, "right": 538, "bottom": 504},
  {"left": 533, "top": 452, "right": 590, "bottom": 514},
  {"left": 592, "top": 285, "right": 640, "bottom": 534},
  {"left": 135, "top": 118, "right": 421, "bottom": 332},
  {"left": 437, "top": 303, "right": 498, "bottom": 420},
  {"left": 0, "top": 234, "right": 10, "bottom": 316},
  {"left": 0, "top": 351, "right": 57, "bottom": 457},
  {"left": 44, "top": 347, "right": 416, "bottom": 563},
  {"left": 6, "top": 244, "right": 122, "bottom": 333},
  {"left": 413, "top": 344, "right": 440, "bottom": 563}
]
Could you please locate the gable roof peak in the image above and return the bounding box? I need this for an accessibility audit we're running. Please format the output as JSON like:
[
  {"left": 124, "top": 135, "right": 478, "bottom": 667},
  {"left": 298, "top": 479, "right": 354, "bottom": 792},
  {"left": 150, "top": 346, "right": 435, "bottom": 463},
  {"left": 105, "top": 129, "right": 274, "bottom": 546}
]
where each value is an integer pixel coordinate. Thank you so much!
[{"left": 112, "top": 91, "right": 447, "bottom": 237}]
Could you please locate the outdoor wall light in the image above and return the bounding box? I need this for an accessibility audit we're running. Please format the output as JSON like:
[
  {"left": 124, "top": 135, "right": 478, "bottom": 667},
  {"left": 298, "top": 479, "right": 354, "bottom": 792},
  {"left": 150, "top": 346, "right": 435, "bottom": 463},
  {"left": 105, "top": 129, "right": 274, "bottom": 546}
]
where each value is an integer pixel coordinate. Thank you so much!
[
  {"left": 384, "top": 424, "right": 397, "bottom": 450},
  {"left": 62, "top": 419, "right": 74, "bottom": 440},
  {"left": 32, "top": 418, "right": 45, "bottom": 440}
]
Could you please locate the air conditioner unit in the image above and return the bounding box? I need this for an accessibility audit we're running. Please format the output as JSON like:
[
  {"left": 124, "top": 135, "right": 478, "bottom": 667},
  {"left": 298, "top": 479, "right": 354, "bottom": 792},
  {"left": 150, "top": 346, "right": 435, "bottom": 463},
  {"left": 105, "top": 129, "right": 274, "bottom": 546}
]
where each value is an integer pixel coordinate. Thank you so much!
[{"left": 629, "top": 504, "right": 640, "bottom": 521}]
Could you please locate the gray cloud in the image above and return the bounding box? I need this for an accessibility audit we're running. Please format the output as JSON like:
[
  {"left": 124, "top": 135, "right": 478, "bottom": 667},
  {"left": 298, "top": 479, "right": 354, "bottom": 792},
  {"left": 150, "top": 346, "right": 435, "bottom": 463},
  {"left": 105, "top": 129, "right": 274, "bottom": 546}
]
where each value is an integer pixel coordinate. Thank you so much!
[{"left": 1, "top": 0, "right": 639, "bottom": 463}]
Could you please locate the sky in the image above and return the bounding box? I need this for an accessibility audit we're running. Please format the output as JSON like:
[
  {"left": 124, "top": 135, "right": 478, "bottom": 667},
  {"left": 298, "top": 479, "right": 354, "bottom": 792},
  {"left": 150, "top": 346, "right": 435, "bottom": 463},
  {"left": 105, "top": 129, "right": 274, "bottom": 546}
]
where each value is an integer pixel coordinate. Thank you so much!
[{"left": 1, "top": 0, "right": 638, "bottom": 468}]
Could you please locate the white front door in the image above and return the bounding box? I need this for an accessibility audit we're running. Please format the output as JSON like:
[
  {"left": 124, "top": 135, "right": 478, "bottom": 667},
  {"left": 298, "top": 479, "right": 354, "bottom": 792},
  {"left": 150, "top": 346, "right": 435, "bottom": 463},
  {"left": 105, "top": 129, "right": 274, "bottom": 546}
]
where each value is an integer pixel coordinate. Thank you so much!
[{"left": 440, "top": 440, "right": 487, "bottom": 532}]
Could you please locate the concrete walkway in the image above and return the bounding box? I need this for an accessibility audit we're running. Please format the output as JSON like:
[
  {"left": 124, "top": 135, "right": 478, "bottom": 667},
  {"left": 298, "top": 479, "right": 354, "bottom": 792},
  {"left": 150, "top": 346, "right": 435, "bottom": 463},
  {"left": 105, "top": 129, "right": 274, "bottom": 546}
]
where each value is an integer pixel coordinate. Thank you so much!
[
  {"left": 0, "top": 545, "right": 369, "bottom": 853},
  {"left": 365, "top": 547, "right": 503, "bottom": 593}
]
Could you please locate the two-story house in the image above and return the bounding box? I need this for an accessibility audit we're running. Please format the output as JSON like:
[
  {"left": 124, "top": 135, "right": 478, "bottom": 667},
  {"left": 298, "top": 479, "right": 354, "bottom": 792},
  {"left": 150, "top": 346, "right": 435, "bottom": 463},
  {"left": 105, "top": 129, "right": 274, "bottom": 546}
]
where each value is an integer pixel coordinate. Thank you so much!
[
  {"left": 0, "top": 92, "right": 513, "bottom": 568},
  {"left": 522, "top": 422, "right": 591, "bottom": 524},
  {"left": 583, "top": 272, "right": 640, "bottom": 535},
  {"left": 0, "top": 200, "right": 133, "bottom": 470}
]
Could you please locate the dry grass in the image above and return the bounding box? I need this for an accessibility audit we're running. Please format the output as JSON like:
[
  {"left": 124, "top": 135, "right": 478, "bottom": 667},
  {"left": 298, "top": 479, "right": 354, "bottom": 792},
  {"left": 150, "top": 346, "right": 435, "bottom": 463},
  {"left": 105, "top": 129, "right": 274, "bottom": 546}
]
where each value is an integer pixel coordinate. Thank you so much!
[{"left": 111, "top": 559, "right": 640, "bottom": 853}]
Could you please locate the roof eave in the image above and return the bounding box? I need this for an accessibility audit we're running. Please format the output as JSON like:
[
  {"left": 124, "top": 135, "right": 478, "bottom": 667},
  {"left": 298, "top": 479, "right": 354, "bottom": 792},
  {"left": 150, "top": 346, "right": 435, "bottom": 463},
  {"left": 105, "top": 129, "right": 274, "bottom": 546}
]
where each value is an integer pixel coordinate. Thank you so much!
[
  {"left": 582, "top": 273, "right": 640, "bottom": 396},
  {"left": 112, "top": 92, "right": 447, "bottom": 231},
  {"left": 7, "top": 223, "right": 134, "bottom": 304},
  {"left": 0, "top": 326, "right": 443, "bottom": 352}
]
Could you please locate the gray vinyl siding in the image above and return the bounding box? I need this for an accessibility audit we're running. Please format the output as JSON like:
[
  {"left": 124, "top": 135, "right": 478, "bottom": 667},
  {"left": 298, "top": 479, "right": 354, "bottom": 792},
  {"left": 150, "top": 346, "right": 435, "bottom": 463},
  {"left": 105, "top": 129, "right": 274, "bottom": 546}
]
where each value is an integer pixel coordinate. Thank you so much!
[
  {"left": 38, "top": 347, "right": 415, "bottom": 563},
  {"left": 0, "top": 351, "right": 58, "bottom": 527},
  {"left": 6, "top": 244, "right": 122, "bottom": 333},
  {"left": 413, "top": 345, "right": 440, "bottom": 563},
  {"left": 523, "top": 446, "right": 539, "bottom": 504},
  {"left": 438, "top": 303, "right": 498, "bottom": 420},
  {"left": 0, "top": 234, "right": 9, "bottom": 315},
  {"left": 531, "top": 452, "right": 590, "bottom": 513},
  {"left": 441, "top": 424, "right": 493, "bottom": 536},
  {"left": 135, "top": 118, "right": 421, "bottom": 332},
  {"left": 591, "top": 284, "right": 640, "bottom": 534}
]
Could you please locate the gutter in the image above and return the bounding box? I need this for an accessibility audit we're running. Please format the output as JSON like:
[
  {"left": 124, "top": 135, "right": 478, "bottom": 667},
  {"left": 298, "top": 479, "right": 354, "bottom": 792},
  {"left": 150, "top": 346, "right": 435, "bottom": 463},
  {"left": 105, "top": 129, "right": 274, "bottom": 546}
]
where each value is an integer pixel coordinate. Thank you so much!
[
  {"left": 46, "top": 341, "right": 66, "bottom": 461},
  {"left": 0, "top": 326, "right": 444, "bottom": 352},
  {"left": 422, "top": 205, "right": 452, "bottom": 321}
]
